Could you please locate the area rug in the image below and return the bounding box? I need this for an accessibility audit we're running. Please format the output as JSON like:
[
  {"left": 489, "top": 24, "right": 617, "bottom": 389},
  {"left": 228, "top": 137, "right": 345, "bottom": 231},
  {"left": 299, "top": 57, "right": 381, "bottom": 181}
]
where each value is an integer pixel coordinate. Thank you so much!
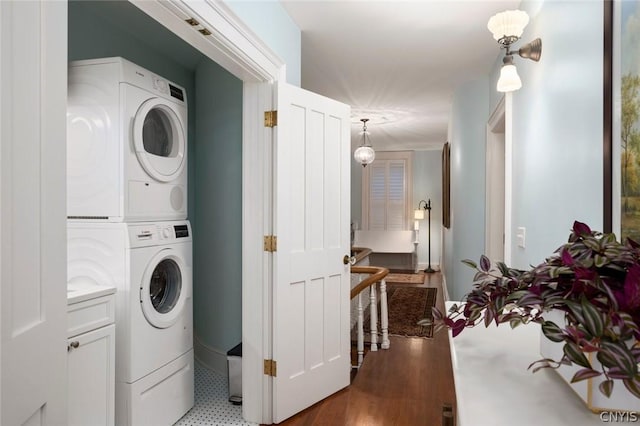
[
  {"left": 351, "top": 286, "right": 437, "bottom": 342},
  {"left": 384, "top": 272, "right": 425, "bottom": 285}
]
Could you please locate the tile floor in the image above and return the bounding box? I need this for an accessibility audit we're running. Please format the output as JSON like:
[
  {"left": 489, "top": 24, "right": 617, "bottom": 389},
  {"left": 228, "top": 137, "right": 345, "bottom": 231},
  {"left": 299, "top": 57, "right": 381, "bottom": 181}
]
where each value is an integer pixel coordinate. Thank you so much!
[{"left": 174, "top": 362, "right": 257, "bottom": 426}]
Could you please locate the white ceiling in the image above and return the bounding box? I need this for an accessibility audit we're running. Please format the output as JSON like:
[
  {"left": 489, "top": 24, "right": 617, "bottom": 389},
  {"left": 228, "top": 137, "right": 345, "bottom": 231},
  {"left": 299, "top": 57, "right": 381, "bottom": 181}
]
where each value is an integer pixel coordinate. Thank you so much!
[{"left": 280, "top": 0, "right": 520, "bottom": 152}]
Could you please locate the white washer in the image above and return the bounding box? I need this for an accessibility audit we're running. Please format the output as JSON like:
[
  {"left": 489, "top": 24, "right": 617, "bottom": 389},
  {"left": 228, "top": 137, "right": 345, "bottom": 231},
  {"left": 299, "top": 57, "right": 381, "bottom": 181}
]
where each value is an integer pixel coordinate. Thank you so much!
[
  {"left": 67, "top": 57, "right": 188, "bottom": 222},
  {"left": 68, "top": 220, "right": 194, "bottom": 426}
]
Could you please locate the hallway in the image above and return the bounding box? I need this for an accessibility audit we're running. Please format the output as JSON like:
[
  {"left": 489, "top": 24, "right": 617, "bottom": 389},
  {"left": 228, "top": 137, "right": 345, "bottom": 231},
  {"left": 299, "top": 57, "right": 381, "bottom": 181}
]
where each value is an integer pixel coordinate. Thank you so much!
[{"left": 279, "top": 272, "right": 457, "bottom": 425}]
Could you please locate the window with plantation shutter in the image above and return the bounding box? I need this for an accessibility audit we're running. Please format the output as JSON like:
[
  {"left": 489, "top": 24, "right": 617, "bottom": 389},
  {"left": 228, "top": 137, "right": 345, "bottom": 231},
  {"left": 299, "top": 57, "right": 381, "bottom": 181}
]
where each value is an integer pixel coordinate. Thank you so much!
[{"left": 362, "top": 151, "right": 413, "bottom": 230}]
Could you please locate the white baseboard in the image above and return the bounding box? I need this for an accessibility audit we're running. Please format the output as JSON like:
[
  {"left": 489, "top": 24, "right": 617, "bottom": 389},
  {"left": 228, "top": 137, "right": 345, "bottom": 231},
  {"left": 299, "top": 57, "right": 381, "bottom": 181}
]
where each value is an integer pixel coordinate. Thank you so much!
[
  {"left": 194, "top": 334, "right": 228, "bottom": 376},
  {"left": 441, "top": 272, "right": 450, "bottom": 302}
]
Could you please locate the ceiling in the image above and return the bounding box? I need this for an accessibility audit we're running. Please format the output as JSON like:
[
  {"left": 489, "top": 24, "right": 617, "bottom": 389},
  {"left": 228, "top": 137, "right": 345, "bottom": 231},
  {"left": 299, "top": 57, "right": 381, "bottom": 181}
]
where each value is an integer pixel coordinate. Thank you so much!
[{"left": 280, "top": 0, "right": 520, "bottom": 152}]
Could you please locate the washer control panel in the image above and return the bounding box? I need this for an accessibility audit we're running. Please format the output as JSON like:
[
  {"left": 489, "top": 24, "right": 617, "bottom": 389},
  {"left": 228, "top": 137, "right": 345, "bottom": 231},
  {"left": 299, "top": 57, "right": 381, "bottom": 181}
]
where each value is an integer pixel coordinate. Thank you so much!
[{"left": 128, "top": 221, "right": 191, "bottom": 247}]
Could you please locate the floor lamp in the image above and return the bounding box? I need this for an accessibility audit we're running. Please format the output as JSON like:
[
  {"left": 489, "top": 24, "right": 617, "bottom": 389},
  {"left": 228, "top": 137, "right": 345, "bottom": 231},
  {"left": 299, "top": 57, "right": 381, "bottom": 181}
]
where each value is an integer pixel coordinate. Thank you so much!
[{"left": 415, "top": 199, "right": 435, "bottom": 273}]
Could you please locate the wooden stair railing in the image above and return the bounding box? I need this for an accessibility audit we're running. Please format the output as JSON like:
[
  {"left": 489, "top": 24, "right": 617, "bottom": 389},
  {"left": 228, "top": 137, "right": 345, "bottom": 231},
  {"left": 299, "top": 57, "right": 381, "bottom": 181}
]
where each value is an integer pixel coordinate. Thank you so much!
[{"left": 350, "top": 266, "right": 390, "bottom": 369}]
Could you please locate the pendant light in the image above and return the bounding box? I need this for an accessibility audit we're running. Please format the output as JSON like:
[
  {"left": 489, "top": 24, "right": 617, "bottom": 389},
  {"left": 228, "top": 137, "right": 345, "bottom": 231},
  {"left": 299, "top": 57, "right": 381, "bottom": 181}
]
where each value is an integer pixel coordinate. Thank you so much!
[{"left": 354, "top": 118, "right": 375, "bottom": 167}]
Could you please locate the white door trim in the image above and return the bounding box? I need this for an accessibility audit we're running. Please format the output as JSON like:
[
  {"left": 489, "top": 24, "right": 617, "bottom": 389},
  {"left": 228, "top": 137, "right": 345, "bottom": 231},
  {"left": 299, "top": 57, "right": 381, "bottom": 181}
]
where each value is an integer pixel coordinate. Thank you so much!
[
  {"left": 486, "top": 97, "right": 506, "bottom": 262},
  {"left": 129, "top": 1, "right": 284, "bottom": 423}
]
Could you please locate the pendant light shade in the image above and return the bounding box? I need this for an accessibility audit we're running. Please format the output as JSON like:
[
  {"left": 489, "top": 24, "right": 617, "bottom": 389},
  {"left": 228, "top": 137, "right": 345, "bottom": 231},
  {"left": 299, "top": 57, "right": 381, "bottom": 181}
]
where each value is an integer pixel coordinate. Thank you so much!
[
  {"left": 354, "top": 118, "right": 375, "bottom": 167},
  {"left": 354, "top": 145, "right": 375, "bottom": 166}
]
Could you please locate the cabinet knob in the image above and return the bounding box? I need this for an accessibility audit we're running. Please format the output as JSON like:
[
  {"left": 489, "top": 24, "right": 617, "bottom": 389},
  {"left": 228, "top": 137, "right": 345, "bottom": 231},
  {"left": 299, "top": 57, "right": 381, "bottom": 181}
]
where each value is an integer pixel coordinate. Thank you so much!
[{"left": 68, "top": 341, "right": 80, "bottom": 351}]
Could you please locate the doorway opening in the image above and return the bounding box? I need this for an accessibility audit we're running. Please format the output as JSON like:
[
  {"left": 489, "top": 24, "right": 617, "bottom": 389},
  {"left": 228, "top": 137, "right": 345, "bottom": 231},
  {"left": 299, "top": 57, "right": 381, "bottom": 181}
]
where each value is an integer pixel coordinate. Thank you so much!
[{"left": 67, "top": 1, "right": 279, "bottom": 423}]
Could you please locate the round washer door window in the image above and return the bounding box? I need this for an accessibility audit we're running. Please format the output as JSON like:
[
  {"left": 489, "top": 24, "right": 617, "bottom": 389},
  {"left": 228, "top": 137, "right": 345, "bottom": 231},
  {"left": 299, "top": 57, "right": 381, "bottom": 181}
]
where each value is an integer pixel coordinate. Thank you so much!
[
  {"left": 133, "top": 98, "right": 186, "bottom": 182},
  {"left": 140, "top": 249, "right": 188, "bottom": 329}
]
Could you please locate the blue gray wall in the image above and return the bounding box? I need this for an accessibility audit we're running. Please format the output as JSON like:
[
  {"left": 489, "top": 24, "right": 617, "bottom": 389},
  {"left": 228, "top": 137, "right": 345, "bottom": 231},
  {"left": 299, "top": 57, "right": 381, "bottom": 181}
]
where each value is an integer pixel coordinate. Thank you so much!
[
  {"left": 509, "top": 0, "right": 603, "bottom": 269},
  {"left": 193, "top": 61, "right": 243, "bottom": 355},
  {"left": 413, "top": 150, "right": 443, "bottom": 270},
  {"left": 445, "top": 80, "right": 489, "bottom": 300},
  {"left": 225, "top": 0, "right": 301, "bottom": 86},
  {"left": 445, "top": 0, "right": 604, "bottom": 299}
]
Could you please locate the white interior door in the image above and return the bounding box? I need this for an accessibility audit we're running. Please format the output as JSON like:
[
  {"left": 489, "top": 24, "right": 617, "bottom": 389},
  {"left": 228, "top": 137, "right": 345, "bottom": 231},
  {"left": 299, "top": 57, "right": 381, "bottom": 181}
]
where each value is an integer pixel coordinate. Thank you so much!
[
  {"left": 273, "top": 83, "right": 351, "bottom": 423},
  {"left": 1, "top": 1, "right": 68, "bottom": 424}
]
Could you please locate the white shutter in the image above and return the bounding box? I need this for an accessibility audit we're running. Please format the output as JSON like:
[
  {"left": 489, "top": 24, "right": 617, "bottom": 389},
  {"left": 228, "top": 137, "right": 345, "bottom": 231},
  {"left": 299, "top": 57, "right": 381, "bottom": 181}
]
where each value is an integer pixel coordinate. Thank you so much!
[
  {"left": 369, "top": 163, "right": 387, "bottom": 230},
  {"left": 362, "top": 152, "right": 413, "bottom": 231},
  {"left": 387, "top": 160, "right": 406, "bottom": 230}
]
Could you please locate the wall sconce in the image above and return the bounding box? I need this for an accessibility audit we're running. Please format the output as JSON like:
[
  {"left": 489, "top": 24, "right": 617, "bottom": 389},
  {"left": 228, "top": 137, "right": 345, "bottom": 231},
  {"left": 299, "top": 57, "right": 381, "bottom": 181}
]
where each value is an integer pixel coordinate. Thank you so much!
[
  {"left": 353, "top": 118, "right": 375, "bottom": 167},
  {"left": 415, "top": 199, "right": 435, "bottom": 273},
  {"left": 487, "top": 10, "right": 542, "bottom": 93}
]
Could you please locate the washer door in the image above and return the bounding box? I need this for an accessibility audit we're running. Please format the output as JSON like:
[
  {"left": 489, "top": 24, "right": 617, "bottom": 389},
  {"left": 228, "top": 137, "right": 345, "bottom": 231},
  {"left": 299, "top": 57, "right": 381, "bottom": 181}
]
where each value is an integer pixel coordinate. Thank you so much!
[
  {"left": 133, "top": 98, "right": 186, "bottom": 182},
  {"left": 140, "top": 248, "right": 187, "bottom": 329}
]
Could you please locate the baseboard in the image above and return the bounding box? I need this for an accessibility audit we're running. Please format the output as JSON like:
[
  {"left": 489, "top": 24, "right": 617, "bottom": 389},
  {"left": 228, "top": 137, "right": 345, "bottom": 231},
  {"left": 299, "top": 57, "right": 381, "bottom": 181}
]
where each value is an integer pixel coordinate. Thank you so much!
[
  {"left": 441, "top": 272, "right": 450, "bottom": 302},
  {"left": 193, "top": 334, "right": 228, "bottom": 376}
]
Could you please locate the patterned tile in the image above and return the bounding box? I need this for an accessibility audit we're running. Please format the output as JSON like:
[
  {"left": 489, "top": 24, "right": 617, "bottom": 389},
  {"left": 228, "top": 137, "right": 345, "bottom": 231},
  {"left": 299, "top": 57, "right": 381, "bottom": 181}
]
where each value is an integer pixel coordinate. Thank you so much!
[{"left": 174, "top": 362, "right": 257, "bottom": 426}]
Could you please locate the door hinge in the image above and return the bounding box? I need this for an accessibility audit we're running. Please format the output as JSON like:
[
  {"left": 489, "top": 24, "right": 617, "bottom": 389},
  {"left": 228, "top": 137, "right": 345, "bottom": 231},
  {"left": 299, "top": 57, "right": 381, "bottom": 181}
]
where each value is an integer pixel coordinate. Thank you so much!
[
  {"left": 264, "top": 110, "right": 278, "bottom": 127},
  {"left": 263, "top": 235, "right": 278, "bottom": 252},
  {"left": 264, "top": 359, "right": 277, "bottom": 377}
]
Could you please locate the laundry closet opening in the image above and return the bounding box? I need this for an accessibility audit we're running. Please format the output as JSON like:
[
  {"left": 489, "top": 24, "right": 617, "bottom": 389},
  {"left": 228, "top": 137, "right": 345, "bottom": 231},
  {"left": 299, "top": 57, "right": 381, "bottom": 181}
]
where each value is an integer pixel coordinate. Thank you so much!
[{"left": 68, "top": 0, "right": 244, "bottom": 418}]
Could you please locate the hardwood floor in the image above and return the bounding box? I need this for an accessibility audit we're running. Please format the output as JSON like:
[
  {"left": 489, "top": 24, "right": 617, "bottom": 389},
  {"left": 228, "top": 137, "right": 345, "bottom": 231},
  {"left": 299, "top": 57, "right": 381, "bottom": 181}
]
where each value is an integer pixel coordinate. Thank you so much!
[{"left": 278, "top": 272, "right": 456, "bottom": 425}]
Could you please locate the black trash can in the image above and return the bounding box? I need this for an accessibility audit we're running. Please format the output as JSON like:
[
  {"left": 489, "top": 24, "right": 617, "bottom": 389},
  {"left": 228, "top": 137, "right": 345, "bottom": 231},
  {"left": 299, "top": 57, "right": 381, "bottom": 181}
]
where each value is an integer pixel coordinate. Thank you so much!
[{"left": 226, "top": 343, "right": 242, "bottom": 405}]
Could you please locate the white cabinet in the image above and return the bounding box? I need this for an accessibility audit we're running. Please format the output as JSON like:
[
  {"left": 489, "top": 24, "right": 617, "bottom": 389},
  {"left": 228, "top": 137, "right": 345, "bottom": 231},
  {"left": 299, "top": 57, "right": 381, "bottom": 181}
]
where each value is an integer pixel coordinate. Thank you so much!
[{"left": 67, "top": 287, "right": 116, "bottom": 426}]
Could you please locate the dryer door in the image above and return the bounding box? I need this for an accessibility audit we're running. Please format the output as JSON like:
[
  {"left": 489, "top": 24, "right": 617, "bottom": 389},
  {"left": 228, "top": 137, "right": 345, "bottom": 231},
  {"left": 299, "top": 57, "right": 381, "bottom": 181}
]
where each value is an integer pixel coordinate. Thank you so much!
[
  {"left": 133, "top": 98, "right": 186, "bottom": 182},
  {"left": 140, "top": 248, "right": 188, "bottom": 328}
]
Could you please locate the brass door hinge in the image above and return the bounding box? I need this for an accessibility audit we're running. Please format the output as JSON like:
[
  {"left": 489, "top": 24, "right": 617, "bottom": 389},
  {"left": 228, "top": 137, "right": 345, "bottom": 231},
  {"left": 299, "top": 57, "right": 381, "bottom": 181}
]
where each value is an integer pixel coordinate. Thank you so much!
[
  {"left": 264, "top": 110, "right": 278, "bottom": 127},
  {"left": 263, "top": 235, "right": 277, "bottom": 252},
  {"left": 264, "top": 359, "right": 277, "bottom": 377}
]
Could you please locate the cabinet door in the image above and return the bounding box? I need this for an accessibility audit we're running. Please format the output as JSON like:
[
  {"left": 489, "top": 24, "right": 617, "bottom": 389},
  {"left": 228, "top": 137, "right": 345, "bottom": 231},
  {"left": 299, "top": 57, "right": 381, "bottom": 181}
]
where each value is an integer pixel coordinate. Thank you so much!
[{"left": 68, "top": 324, "right": 115, "bottom": 426}]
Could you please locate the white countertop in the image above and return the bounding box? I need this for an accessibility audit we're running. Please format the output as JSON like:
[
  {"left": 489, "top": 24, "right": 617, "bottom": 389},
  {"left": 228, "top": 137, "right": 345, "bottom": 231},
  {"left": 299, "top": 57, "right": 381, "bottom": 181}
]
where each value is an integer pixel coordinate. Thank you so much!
[
  {"left": 67, "top": 281, "right": 116, "bottom": 305},
  {"left": 447, "top": 302, "right": 603, "bottom": 426}
]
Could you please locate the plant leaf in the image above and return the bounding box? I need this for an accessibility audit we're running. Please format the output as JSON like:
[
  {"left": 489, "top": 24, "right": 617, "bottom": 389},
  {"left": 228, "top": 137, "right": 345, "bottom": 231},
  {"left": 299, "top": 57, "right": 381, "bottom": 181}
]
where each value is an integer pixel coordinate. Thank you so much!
[
  {"left": 461, "top": 259, "right": 478, "bottom": 269},
  {"left": 599, "top": 379, "right": 614, "bottom": 398},
  {"left": 479, "top": 255, "right": 491, "bottom": 272},
  {"left": 563, "top": 342, "right": 592, "bottom": 369},
  {"left": 580, "top": 296, "right": 604, "bottom": 337},
  {"left": 600, "top": 341, "right": 638, "bottom": 378},
  {"left": 570, "top": 368, "right": 601, "bottom": 383},
  {"left": 573, "top": 221, "right": 592, "bottom": 236},
  {"left": 541, "top": 321, "right": 565, "bottom": 343},
  {"left": 623, "top": 376, "right": 640, "bottom": 399},
  {"left": 496, "top": 261, "right": 510, "bottom": 276},
  {"left": 451, "top": 319, "right": 466, "bottom": 338},
  {"left": 431, "top": 307, "right": 443, "bottom": 321}
]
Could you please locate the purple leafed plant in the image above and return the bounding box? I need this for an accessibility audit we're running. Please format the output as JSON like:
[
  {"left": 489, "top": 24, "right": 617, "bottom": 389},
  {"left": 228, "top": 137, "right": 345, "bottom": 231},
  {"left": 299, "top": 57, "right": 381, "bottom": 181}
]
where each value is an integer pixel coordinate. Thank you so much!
[{"left": 432, "top": 221, "right": 640, "bottom": 399}]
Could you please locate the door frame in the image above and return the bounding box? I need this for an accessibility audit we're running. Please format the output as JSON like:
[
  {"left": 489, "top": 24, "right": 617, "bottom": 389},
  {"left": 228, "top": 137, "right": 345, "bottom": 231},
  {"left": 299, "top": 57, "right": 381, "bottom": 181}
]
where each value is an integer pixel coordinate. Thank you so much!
[
  {"left": 485, "top": 95, "right": 513, "bottom": 265},
  {"left": 485, "top": 97, "right": 505, "bottom": 262},
  {"left": 129, "top": 1, "right": 283, "bottom": 423}
]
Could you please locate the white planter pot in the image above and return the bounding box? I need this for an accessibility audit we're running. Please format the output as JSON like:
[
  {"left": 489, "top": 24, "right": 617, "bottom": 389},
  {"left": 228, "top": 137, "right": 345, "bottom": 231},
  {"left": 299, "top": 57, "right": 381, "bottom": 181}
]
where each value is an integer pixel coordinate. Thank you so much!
[{"left": 540, "top": 309, "right": 640, "bottom": 413}]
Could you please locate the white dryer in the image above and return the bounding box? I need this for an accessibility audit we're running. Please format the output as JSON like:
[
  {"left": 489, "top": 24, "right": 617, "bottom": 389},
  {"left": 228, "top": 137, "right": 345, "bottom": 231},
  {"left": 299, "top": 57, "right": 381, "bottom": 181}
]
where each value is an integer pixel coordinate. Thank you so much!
[
  {"left": 68, "top": 220, "right": 194, "bottom": 426},
  {"left": 67, "top": 57, "right": 188, "bottom": 222}
]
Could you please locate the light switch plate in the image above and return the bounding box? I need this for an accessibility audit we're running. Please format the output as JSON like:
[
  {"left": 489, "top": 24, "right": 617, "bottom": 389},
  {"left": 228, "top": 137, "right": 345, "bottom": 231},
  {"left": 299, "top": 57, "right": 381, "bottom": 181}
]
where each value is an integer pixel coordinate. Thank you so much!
[{"left": 517, "top": 227, "right": 526, "bottom": 248}]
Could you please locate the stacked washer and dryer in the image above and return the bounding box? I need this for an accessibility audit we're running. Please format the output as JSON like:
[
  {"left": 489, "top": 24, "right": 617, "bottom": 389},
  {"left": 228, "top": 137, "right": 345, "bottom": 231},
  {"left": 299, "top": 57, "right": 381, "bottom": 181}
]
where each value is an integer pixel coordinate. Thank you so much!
[{"left": 66, "top": 57, "right": 194, "bottom": 426}]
